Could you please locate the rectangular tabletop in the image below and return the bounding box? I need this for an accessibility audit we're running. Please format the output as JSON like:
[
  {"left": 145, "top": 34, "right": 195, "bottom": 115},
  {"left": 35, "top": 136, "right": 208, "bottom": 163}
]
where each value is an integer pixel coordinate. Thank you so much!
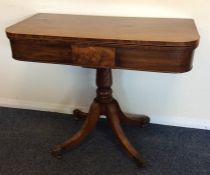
[{"left": 6, "top": 13, "right": 200, "bottom": 73}]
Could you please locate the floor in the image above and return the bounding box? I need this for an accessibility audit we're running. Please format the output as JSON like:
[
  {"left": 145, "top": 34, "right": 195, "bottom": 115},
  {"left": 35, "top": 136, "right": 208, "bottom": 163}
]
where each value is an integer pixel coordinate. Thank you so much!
[{"left": 0, "top": 106, "right": 209, "bottom": 175}]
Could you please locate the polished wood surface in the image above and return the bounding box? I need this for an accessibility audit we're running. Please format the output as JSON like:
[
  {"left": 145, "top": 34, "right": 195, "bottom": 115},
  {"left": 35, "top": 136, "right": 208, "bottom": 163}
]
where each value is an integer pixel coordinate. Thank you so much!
[
  {"left": 6, "top": 13, "right": 199, "bottom": 47},
  {"left": 71, "top": 45, "right": 115, "bottom": 67},
  {"left": 6, "top": 13, "right": 199, "bottom": 73},
  {"left": 6, "top": 14, "right": 200, "bottom": 166},
  {"left": 51, "top": 101, "right": 101, "bottom": 159}
]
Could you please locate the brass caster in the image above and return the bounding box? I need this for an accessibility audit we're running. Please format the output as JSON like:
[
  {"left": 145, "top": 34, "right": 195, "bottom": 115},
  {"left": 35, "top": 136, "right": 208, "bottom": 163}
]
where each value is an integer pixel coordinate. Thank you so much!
[
  {"left": 73, "top": 109, "right": 87, "bottom": 120},
  {"left": 141, "top": 116, "right": 150, "bottom": 127},
  {"left": 51, "top": 145, "right": 64, "bottom": 159},
  {"left": 134, "top": 157, "right": 145, "bottom": 167}
]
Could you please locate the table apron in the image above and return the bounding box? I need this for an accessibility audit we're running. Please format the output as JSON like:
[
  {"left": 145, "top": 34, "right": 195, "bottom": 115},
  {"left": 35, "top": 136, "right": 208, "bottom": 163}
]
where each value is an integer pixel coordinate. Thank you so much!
[{"left": 9, "top": 38, "right": 194, "bottom": 73}]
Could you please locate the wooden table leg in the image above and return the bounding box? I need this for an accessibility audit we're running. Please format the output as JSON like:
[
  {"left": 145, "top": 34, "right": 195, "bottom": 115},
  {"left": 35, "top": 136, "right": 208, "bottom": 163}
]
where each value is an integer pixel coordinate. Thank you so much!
[
  {"left": 72, "top": 100, "right": 149, "bottom": 126},
  {"left": 113, "top": 100, "right": 150, "bottom": 126},
  {"left": 51, "top": 68, "right": 150, "bottom": 166},
  {"left": 51, "top": 101, "right": 100, "bottom": 159},
  {"left": 106, "top": 102, "right": 145, "bottom": 166}
]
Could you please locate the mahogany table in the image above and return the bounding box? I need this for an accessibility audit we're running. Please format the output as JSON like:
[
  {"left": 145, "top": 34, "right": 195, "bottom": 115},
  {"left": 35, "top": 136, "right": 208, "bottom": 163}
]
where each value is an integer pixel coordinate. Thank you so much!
[{"left": 6, "top": 13, "right": 199, "bottom": 166}]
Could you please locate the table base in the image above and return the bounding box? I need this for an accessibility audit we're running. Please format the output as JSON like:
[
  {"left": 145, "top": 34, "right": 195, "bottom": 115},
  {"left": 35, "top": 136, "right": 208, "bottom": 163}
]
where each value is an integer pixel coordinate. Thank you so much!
[{"left": 51, "top": 68, "right": 150, "bottom": 166}]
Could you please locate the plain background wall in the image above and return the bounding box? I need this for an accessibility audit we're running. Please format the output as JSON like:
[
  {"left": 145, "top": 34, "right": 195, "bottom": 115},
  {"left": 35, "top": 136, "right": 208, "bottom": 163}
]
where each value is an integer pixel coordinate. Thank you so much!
[{"left": 0, "top": 0, "right": 210, "bottom": 129}]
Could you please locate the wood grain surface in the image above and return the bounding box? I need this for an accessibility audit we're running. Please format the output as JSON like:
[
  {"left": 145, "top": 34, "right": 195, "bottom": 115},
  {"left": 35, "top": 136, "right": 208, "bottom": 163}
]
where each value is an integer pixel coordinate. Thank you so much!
[
  {"left": 6, "top": 13, "right": 200, "bottom": 73},
  {"left": 71, "top": 45, "right": 115, "bottom": 67},
  {"left": 6, "top": 13, "right": 199, "bottom": 47}
]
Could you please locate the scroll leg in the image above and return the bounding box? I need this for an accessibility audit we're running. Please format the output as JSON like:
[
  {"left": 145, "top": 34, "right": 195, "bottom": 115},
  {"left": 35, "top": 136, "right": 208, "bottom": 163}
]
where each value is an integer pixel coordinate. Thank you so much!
[
  {"left": 73, "top": 109, "right": 88, "bottom": 120},
  {"left": 106, "top": 102, "right": 145, "bottom": 166},
  {"left": 51, "top": 101, "right": 101, "bottom": 159},
  {"left": 114, "top": 100, "right": 150, "bottom": 126}
]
